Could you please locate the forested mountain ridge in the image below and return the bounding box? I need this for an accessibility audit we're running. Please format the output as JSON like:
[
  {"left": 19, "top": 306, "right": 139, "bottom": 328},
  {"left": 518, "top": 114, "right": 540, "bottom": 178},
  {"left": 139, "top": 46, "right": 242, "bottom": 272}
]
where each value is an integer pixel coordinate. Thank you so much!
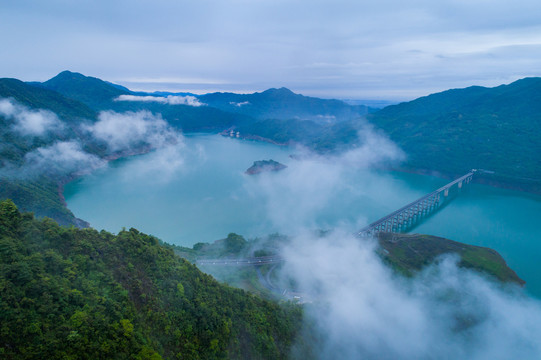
[
  {"left": 36, "top": 71, "right": 371, "bottom": 122},
  {"left": 0, "top": 77, "right": 96, "bottom": 121},
  {"left": 35, "top": 70, "right": 130, "bottom": 110},
  {"left": 34, "top": 71, "right": 368, "bottom": 148},
  {"left": 368, "top": 77, "right": 541, "bottom": 192},
  {"left": 0, "top": 200, "right": 302, "bottom": 359},
  {"left": 199, "top": 87, "right": 372, "bottom": 123}
]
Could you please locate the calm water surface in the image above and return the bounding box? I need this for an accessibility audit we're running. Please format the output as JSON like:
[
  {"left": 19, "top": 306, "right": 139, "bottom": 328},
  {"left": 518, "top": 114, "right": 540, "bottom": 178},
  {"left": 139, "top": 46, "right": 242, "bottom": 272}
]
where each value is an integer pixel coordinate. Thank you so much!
[{"left": 64, "top": 134, "right": 541, "bottom": 297}]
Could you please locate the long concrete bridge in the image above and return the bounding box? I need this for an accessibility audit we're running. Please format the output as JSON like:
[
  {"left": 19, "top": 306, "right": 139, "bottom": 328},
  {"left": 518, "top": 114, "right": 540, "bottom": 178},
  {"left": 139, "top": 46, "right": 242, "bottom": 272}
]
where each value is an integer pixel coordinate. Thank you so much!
[
  {"left": 355, "top": 170, "right": 475, "bottom": 237},
  {"left": 196, "top": 170, "right": 475, "bottom": 267}
]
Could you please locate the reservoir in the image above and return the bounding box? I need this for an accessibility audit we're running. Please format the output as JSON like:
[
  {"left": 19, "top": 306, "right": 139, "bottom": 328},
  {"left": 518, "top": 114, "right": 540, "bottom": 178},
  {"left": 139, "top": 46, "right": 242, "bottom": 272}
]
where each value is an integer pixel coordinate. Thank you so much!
[{"left": 64, "top": 134, "right": 541, "bottom": 297}]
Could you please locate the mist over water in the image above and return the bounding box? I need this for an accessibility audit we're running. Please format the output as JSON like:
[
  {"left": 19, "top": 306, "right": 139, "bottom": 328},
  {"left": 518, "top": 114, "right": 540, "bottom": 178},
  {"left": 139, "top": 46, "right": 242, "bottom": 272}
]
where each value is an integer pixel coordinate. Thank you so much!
[
  {"left": 64, "top": 133, "right": 408, "bottom": 245},
  {"left": 65, "top": 134, "right": 541, "bottom": 296},
  {"left": 64, "top": 133, "right": 541, "bottom": 358},
  {"left": 282, "top": 231, "right": 541, "bottom": 360}
]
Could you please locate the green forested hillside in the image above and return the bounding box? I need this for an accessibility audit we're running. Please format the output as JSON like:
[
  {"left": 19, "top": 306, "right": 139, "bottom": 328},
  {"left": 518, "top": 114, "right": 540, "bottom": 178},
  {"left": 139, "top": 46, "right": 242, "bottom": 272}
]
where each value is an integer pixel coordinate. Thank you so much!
[
  {"left": 377, "top": 232, "right": 524, "bottom": 284},
  {"left": 368, "top": 78, "right": 541, "bottom": 192},
  {"left": 0, "top": 200, "right": 301, "bottom": 359},
  {"left": 0, "top": 78, "right": 96, "bottom": 121},
  {"left": 234, "top": 118, "right": 361, "bottom": 152},
  {"left": 0, "top": 77, "right": 101, "bottom": 168},
  {"left": 0, "top": 79, "right": 100, "bottom": 226},
  {"left": 0, "top": 177, "right": 86, "bottom": 227}
]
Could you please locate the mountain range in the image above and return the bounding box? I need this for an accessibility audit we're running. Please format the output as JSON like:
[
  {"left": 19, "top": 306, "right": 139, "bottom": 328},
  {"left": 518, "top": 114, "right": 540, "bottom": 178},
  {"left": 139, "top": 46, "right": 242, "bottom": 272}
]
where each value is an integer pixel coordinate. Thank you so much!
[{"left": 1, "top": 70, "right": 541, "bottom": 224}]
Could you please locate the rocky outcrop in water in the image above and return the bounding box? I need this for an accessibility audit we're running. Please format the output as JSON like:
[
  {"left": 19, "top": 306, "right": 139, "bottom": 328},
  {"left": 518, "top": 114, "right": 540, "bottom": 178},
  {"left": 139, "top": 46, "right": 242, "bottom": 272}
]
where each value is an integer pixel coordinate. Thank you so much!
[{"left": 245, "top": 160, "right": 287, "bottom": 175}]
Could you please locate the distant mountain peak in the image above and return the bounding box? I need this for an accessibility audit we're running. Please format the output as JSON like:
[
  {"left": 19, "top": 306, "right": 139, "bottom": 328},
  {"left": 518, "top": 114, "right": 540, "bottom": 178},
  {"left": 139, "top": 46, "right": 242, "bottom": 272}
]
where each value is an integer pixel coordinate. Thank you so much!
[
  {"left": 45, "top": 70, "right": 102, "bottom": 85},
  {"left": 41, "top": 70, "right": 129, "bottom": 110},
  {"left": 262, "top": 87, "right": 295, "bottom": 95},
  {"left": 56, "top": 70, "right": 85, "bottom": 77}
]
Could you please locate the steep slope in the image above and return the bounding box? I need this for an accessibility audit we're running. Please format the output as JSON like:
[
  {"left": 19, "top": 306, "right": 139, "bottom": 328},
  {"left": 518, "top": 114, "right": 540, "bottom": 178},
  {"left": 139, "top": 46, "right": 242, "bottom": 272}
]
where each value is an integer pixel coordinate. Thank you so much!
[
  {"left": 0, "top": 200, "right": 302, "bottom": 359},
  {"left": 368, "top": 78, "right": 541, "bottom": 192}
]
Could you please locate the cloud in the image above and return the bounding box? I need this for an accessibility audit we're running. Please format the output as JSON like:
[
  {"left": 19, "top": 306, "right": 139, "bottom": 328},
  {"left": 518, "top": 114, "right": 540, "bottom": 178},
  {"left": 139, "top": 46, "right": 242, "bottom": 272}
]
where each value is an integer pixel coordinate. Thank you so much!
[
  {"left": 340, "top": 125, "right": 406, "bottom": 166},
  {"left": 84, "top": 110, "right": 182, "bottom": 152},
  {"left": 115, "top": 94, "right": 205, "bottom": 106},
  {"left": 229, "top": 101, "right": 250, "bottom": 107},
  {"left": 4, "top": 1, "right": 541, "bottom": 99},
  {"left": 243, "top": 126, "right": 404, "bottom": 232},
  {"left": 238, "top": 124, "right": 541, "bottom": 358},
  {"left": 0, "top": 98, "right": 64, "bottom": 137},
  {"left": 315, "top": 114, "right": 336, "bottom": 122},
  {"left": 21, "top": 141, "right": 105, "bottom": 176},
  {"left": 281, "top": 230, "right": 541, "bottom": 359},
  {"left": 0, "top": 98, "right": 102, "bottom": 179},
  {"left": 117, "top": 142, "right": 188, "bottom": 184}
]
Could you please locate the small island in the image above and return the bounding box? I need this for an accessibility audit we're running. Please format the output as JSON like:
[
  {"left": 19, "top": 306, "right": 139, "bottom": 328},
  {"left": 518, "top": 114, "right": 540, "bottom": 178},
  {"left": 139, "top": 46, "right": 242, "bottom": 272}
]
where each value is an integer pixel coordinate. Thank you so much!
[{"left": 245, "top": 159, "right": 287, "bottom": 175}]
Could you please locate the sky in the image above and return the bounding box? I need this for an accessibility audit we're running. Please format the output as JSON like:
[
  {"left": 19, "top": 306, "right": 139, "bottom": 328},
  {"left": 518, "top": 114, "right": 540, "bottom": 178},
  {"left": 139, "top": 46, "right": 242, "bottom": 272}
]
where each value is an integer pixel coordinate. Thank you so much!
[{"left": 2, "top": 0, "right": 541, "bottom": 100}]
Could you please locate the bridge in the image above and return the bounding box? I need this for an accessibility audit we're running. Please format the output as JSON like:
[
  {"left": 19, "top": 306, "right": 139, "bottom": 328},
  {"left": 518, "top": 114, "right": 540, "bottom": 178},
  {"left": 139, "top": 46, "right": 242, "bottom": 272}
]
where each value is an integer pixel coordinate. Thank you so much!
[
  {"left": 196, "top": 255, "right": 284, "bottom": 266},
  {"left": 196, "top": 170, "right": 475, "bottom": 268},
  {"left": 355, "top": 170, "right": 475, "bottom": 237}
]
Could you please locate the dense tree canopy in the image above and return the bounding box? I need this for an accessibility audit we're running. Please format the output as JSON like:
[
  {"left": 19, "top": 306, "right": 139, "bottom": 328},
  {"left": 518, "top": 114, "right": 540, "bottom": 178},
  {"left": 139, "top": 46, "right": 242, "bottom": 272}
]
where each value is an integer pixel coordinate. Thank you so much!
[{"left": 0, "top": 200, "right": 302, "bottom": 359}]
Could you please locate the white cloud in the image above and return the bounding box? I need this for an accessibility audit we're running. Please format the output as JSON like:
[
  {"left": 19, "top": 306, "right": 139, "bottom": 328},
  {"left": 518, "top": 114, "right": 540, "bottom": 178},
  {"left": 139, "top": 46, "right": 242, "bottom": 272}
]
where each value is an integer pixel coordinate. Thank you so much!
[
  {"left": 282, "top": 230, "right": 541, "bottom": 359},
  {"left": 0, "top": 98, "right": 17, "bottom": 117},
  {"left": 244, "top": 126, "right": 404, "bottom": 232},
  {"left": 115, "top": 94, "right": 205, "bottom": 106},
  {"left": 22, "top": 141, "right": 105, "bottom": 176},
  {"left": 237, "top": 122, "right": 541, "bottom": 358},
  {"left": 84, "top": 110, "right": 183, "bottom": 152},
  {"left": 0, "top": 98, "right": 64, "bottom": 136},
  {"left": 118, "top": 143, "right": 187, "bottom": 184},
  {"left": 229, "top": 101, "right": 250, "bottom": 107},
  {"left": 340, "top": 126, "right": 406, "bottom": 166}
]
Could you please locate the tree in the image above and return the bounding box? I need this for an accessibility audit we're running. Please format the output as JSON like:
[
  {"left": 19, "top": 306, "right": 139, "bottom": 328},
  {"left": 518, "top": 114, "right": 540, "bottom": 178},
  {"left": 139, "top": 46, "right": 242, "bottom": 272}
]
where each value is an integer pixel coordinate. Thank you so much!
[{"left": 224, "top": 233, "right": 247, "bottom": 253}]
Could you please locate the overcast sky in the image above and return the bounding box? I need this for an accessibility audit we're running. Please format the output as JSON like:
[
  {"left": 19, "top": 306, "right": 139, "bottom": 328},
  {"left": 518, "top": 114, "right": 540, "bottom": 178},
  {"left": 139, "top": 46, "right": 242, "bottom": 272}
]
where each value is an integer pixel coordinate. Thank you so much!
[{"left": 2, "top": 0, "right": 541, "bottom": 100}]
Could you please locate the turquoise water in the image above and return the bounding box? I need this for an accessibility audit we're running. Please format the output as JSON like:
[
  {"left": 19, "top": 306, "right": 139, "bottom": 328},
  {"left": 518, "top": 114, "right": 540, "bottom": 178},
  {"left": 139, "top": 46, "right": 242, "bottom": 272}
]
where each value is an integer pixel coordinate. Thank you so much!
[{"left": 64, "top": 134, "right": 541, "bottom": 297}]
